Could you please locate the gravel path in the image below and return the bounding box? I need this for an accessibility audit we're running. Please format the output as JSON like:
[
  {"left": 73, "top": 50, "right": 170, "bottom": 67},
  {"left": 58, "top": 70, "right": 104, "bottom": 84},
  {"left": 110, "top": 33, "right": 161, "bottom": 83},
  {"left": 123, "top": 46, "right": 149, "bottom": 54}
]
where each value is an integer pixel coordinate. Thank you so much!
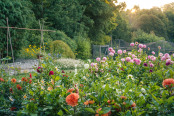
[{"left": 1, "top": 59, "right": 39, "bottom": 75}]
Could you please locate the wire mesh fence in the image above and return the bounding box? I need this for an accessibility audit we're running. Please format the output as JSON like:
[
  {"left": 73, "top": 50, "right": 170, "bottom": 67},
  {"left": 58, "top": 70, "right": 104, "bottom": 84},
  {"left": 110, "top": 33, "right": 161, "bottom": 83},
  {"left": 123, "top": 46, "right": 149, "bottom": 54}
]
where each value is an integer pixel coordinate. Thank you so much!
[
  {"left": 92, "top": 40, "right": 174, "bottom": 58},
  {"left": 92, "top": 45, "right": 109, "bottom": 59}
]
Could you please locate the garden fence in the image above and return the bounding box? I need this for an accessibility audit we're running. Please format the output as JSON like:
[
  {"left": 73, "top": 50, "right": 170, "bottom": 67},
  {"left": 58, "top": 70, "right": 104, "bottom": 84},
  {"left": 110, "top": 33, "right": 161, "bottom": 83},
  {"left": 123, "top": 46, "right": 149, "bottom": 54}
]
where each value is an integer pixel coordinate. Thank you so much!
[{"left": 92, "top": 39, "right": 174, "bottom": 58}]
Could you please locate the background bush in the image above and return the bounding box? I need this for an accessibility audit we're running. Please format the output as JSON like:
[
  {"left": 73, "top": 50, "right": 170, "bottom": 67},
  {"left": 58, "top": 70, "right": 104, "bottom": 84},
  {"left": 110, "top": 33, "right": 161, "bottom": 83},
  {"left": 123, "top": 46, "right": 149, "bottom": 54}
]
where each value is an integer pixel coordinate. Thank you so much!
[
  {"left": 49, "top": 31, "right": 77, "bottom": 52},
  {"left": 50, "top": 40, "right": 75, "bottom": 59},
  {"left": 74, "top": 36, "right": 91, "bottom": 59},
  {"left": 132, "top": 29, "right": 165, "bottom": 43}
]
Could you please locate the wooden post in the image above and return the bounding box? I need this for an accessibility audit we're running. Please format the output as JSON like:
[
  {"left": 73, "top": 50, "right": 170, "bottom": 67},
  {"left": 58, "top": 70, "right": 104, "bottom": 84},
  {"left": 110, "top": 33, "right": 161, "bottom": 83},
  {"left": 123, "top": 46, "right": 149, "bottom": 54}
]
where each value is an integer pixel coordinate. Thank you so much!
[
  {"left": 7, "top": 18, "right": 14, "bottom": 64},
  {"left": 7, "top": 17, "right": 15, "bottom": 75},
  {"left": 6, "top": 18, "right": 8, "bottom": 58},
  {"left": 99, "top": 45, "right": 101, "bottom": 58},
  {"left": 111, "top": 35, "right": 112, "bottom": 47}
]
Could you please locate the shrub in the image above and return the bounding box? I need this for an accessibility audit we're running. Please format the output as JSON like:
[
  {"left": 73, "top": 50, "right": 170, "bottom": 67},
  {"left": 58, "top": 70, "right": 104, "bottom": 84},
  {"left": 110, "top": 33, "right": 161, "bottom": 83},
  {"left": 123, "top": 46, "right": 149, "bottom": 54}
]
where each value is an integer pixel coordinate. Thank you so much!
[
  {"left": 132, "top": 29, "right": 165, "bottom": 43},
  {"left": 74, "top": 36, "right": 91, "bottom": 59},
  {"left": 17, "top": 45, "right": 41, "bottom": 59},
  {"left": 55, "top": 58, "right": 84, "bottom": 70},
  {"left": 50, "top": 40, "right": 75, "bottom": 58},
  {"left": 49, "top": 31, "right": 77, "bottom": 52}
]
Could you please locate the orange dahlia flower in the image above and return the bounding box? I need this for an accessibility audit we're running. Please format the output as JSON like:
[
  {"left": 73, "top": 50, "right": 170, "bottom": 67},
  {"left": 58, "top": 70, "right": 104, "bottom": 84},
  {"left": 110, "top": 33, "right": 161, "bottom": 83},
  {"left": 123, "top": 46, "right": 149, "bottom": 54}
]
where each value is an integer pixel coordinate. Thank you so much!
[
  {"left": 67, "top": 88, "right": 75, "bottom": 93},
  {"left": 16, "top": 84, "right": 22, "bottom": 90},
  {"left": 162, "top": 78, "right": 174, "bottom": 88},
  {"left": 96, "top": 108, "right": 111, "bottom": 116},
  {"left": 66, "top": 93, "right": 79, "bottom": 107},
  {"left": 11, "top": 78, "right": 16, "bottom": 83},
  {"left": 0, "top": 78, "right": 4, "bottom": 82},
  {"left": 21, "top": 77, "right": 26, "bottom": 82},
  {"left": 131, "top": 102, "right": 136, "bottom": 107},
  {"left": 88, "top": 100, "right": 95, "bottom": 104},
  {"left": 84, "top": 101, "right": 89, "bottom": 105},
  {"left": 120, "top": 96, "right": 127, "bottom": 99}
]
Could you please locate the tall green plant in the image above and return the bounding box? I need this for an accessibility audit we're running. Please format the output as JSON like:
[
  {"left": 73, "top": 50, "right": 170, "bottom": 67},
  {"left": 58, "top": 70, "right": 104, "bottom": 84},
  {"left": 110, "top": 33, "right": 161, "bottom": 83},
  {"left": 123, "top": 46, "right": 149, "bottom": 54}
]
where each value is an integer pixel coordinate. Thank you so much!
[{"left": 50, "top": 40, "right": 75, "bottom": 59}]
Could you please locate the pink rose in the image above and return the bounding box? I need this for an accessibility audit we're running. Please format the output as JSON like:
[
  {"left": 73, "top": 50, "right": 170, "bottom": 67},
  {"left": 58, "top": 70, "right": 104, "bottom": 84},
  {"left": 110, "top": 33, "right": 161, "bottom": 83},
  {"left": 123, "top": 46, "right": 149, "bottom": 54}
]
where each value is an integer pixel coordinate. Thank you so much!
[
  {"left": 161, "top": 56, "right": 166, "bottom": 61},
  {"left": 158, "top": 46, "right": 161, "bottom": 49},
  {"left": 109, "top": 52, "right": 114, "bottom": 56},
  {"left": 108, "top": 47, "right": 113, "bottom": 52},
  {"left": 126, "top": 57, "right": 131, "bottom": 62},
  {"left": 123, "top": 50, "right": 126, "bottom": 53},
  {"left": 150, "top": 63, "right": 154, "bottom": 67},
  {"left": 96, "top": 57, "right": 101, "bottom": 62},
  {"left": 117, "top": 49, "right": 122, "bottom": 55},
  {"left": 152, "top": 51, "right": 155, "bottom": 55},
  {"left": 135, "top": 59, "right": 141, "bottom": 65},
  {"left": 132, "top": 54, "right": 136, "bottom": 58},
  {"left": 111, "top": 49, "right": 115, "bottom": 54},
  {"left": 103, "top": 57, "right": 107, "bottom": 61},
  {"left": 138, "top": 44, "right": 143, "bottom": 48},
  {"left": 130, "top": 43, "right": 134, "bottom": 47},
  {"left": 159, "top": 53, "right": 163, "bottom": 57},
  {"left": 143, "top": 44, "right": 146, "bottom": 48},
  {"left": 166, "top": 59, "right": 171, "bottom": 64},
  {"left": 121, "top": 58, "right": 125, "bottom": 62},
  {"left": 164, "top": 53, "right": 170, "bottom": 59},
  {"left": 91, "top": 63, "right": 95, "bottom": 67}
]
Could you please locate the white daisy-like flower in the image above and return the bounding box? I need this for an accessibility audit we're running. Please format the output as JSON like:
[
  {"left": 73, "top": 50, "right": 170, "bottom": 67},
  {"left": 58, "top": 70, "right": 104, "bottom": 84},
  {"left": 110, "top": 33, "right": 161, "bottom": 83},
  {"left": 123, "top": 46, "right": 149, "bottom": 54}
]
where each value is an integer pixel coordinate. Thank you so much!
[
  {"left": 83, "top": 76, "right": 87, "bottom": 80},
  {"left": 116, "top": 81, "right": 120, "bottom": 85},
  {"left": 141, "top": 88, "right": 146, "bottom": 93},
  {"left": 127, "top": 74, "right": 133, "bottom": 79},
  {"left": 88, "top": 59, "right": 91, "bottom": 63},
  {"left": 84, "top": 64, "right": 89, "bottom": 69},
  {"left": 118, "top": 63, "right": 122, "bottom": 67},
  {"left": 129, "top": 89, "right": 133, "bottom": 92}
]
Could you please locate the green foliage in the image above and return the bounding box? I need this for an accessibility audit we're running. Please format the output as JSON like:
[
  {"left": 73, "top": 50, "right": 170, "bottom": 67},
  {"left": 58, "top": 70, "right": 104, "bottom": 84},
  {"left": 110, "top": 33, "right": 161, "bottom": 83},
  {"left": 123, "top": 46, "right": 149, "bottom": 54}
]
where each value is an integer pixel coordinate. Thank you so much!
[
  {"left": 132, "top": 29, "right": 165, "bottom": 43},
  {"left": 112, "top": 12, "right": 132, "bottom": 42},
  {"left": 74, "top": 36, "right": 91, "bottom": 59},
  {"left": 1, "top": 44, "right": 174, "bottom": 115},
  {"left": 0, "top": 0, "right": 36, "bottom": 58},
  {"left": 163, "top": 3, "right": 174, "bottom": 42},
  {"left": 50, "top": 40, "right": 75, "bottom": 59},
  {"left": 79, "top": 0, "right": 119, "bottom": 44},
  {"left": 136, "top": 14, "right": 167, "bottom": 38},
  {"left": 49, "top": 31, "right": 77, "bottom": 52}
]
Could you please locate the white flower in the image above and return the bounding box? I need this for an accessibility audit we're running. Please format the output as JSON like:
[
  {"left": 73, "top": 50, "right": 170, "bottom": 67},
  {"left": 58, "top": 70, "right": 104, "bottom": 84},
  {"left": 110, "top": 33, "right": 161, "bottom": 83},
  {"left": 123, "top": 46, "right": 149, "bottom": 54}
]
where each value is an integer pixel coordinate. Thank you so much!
[
  {"left": 127, "top": 74, "right": 133, "bottom": 80},
  {"left": 74, "top": 64, "right": 78, "bottom": 67},
  {"left": 141, "top": 88, "right": 146, "bottom": 93},
  {"left": 74, "top": 69, "right": 77, "bottom": 75},
  {"left": 118, "top": 63, "right": 122, "bottom": 67},
  {"left": 55, "top": 66, "right": 58, "bottom": 71},
  {"left": 9, "top": 96, "right": 14, "bottom": 102},
  {"left": 129, "top": 89, "right": 133, "bottom": 92},
  {"left": 139, "top": 93, "right": 145, "bottom": 99},
  {"left": 116, "top": 81, "right": 120, "bottom": 85},
  {"left": 88, "top": 59, "right": 91, "bottom": 63},
  {"left": 116, "top": 89, "right": 121, "bottom": 94},
  {"left": 84, "top": 64, "right": 89, "bottom": 69},
  {"left": 102, "top": 84, "right": 106, "bottom": 88},
  {"left": 83, "top": 76, "right": 87, "bottom": 80}
]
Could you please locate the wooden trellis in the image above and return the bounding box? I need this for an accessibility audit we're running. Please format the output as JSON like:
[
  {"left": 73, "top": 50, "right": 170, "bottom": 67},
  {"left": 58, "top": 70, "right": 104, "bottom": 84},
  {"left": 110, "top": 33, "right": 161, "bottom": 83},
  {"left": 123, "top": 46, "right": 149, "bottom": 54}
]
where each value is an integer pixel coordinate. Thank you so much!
[{"left": 0, "top": 18, "right": 57, "bottom": 75}]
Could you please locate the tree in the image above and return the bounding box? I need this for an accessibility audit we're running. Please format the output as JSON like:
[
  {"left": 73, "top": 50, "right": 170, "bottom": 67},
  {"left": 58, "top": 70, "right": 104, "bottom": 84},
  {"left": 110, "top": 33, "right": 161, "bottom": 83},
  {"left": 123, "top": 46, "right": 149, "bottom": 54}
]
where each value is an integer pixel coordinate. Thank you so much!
[
  {"left": 163, "top": 2, "right": 174, "bottom": 42},
  {"left": 136, "top": 14, "right": 167, "bottom": 39},
  {"left": 78, "top": 0, "right": 119, "bottom": 44},
  {"left": 112, "top": 12, "right": 132, "bottom": 42},
  {"left": 0, "top": 0, "right": 36, "bottom": 58}
]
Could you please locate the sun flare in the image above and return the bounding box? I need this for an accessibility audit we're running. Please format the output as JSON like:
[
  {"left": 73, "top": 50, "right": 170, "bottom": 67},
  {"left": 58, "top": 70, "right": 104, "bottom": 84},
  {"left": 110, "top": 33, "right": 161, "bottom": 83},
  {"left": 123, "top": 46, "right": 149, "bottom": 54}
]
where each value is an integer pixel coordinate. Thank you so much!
[
  {"left": 131, "top": 9, "right": 136, "bottom": 13},
  {"left": 117, "top": 0, "right": 174, "bottom": 9}
]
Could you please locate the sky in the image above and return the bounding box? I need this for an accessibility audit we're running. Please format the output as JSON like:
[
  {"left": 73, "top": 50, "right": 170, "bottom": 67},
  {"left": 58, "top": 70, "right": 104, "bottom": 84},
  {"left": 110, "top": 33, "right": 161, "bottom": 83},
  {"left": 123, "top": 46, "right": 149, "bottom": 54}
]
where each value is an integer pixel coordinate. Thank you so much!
[{"left": 117, "top": 0, "right": 174, "bottom": 9}]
